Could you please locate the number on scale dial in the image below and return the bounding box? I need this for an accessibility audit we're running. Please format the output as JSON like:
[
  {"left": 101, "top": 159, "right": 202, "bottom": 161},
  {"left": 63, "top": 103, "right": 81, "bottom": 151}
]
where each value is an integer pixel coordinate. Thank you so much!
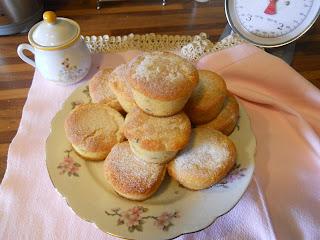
[{"left": 236, "top": 0, "right": 313, "bottom": 38}]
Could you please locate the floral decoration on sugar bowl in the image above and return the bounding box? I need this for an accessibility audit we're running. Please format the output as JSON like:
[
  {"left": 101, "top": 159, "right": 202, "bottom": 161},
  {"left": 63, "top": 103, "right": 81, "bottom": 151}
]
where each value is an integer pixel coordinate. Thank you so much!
[
  {"left": 17, "top": 11, "right": 92, "bottom": 85},
  {"left": 57, "top": 148, "right": 81, "bottom": 177},
  {"left": 58, "top": 58, "right": 89, "bottom": 83},
  {"left": 105, "top": 206, "right": 180, "bottom": 232}
]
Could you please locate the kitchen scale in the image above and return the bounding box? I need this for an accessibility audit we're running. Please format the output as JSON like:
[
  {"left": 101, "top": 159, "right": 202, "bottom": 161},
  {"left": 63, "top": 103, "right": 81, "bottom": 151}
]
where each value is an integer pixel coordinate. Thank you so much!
[{"left": 222, "top": 0, "right": 320, "bottom": 64}]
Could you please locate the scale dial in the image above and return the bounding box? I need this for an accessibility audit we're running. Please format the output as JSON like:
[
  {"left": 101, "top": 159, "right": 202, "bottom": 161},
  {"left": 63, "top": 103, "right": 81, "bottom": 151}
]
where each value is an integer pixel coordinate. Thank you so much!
[{"left": 225, "top": 0, "right": 320, "bottom": 47}]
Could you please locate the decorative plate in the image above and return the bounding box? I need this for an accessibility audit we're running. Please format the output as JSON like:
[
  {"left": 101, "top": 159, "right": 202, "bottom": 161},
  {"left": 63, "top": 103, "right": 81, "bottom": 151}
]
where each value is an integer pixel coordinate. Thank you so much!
[{"left": 46, "top": 83, "right": 256, "bottom": 240}]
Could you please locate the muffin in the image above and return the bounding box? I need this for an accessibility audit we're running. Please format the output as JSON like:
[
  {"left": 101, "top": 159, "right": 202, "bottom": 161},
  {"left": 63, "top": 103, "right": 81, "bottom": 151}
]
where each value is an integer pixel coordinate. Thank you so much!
[
  {"left": 167, "top": 128, "right": 236, "bottom": 190},
  {"left": 104, "top": 142, "right": 166, "bottom": 200},
  {"left": 124, "top": 107, "right": 191, "bottom": 164},
  {"left": 128, "top": 52, "right": 199, "bottom": 116},
  {"left": 108, "top": 64, "right": 137, "bottom": 113},
  {"left": 64, "top": 103, "right": 125, "bottom": 160},
  {"left": 184, "top": 70, "right": 227, "bottom": 125},
  {"left": 198, "top": 93, "right": 239, "bottom": 135},
  {"left": 88, "top": 68, "right": 123, "bottom": 112}
]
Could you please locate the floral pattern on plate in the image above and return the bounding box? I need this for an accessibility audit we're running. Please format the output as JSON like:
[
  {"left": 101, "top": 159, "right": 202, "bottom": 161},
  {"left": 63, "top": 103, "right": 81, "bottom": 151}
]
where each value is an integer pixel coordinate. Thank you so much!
[
  {"left": 215, "top": 163, "right": 247, "bottom": 188},
  {"left": 70, "top": 86, "right": 91, "bottom": 109},
  {"left": 81, "top": 86, "right": 91, "bottom": 102},
  {"left": 57, "top": 149, "right": 81, "bottom": 177},
  {"left": 105, "top": 206, "right": 179, "bottom": 232}
]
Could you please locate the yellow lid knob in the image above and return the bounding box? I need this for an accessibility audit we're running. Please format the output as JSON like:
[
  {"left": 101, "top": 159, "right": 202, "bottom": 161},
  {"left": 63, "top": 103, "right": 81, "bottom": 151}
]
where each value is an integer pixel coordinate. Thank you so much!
[{"left": 43, "top": 11, "right": 56, "bottom": 24}]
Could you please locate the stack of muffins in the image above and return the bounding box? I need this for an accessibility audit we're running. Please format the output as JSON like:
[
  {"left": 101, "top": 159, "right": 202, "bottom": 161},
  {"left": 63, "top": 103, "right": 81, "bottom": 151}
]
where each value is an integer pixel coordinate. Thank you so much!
[{"left": 64, "top": 52, "right": 239, "bottom": 201}]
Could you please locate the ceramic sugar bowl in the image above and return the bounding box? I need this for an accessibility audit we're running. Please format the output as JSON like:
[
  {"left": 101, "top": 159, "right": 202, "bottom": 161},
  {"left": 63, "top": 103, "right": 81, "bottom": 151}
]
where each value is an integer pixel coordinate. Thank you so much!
[{"left": 17, "top": 11, "right": 91, "bottom": 85}]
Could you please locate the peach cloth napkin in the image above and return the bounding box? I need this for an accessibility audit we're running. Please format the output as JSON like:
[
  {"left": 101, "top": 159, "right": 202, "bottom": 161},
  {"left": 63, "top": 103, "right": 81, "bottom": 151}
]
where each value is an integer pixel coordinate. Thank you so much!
[{"left": 1, "top": 44, "right": 320, "bottom": 239}]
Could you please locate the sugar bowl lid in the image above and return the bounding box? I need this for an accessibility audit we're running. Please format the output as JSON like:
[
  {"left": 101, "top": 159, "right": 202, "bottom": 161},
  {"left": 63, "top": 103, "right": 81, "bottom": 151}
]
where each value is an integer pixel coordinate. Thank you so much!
[{"left": 28, "top": 11, "right": 80, "bottom": 50}]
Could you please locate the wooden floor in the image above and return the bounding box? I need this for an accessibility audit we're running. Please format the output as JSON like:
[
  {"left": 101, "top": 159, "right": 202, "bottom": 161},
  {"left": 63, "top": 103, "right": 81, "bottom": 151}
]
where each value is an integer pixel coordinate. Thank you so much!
[{"left": 0, "top": 0, "right": 319, "bottom": 182}]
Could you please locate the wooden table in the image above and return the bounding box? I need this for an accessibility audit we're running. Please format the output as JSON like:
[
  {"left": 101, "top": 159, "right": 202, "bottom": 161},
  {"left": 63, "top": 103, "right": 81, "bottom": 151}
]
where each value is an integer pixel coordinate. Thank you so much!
[{"left": 0, "top": 0, "right": 319, "bottom": 182}]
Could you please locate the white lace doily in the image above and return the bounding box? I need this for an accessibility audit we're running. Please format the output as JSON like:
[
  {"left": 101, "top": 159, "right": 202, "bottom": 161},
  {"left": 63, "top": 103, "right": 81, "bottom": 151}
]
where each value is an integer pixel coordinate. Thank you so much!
[{"left": 83, "top": 32, "right": 246, "bottom": 61}]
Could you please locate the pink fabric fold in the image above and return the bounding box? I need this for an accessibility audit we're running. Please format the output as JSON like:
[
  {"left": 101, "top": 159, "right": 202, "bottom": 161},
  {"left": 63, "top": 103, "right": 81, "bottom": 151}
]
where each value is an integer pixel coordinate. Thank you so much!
[{"left": 1, "top": 44, "right": 319, "bottom": 239}]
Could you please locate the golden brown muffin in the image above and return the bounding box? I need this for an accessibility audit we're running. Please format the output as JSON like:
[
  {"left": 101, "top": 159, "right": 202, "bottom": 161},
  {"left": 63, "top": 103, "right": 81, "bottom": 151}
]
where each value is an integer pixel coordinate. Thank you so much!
[
  {"left": 128, "top": 52, "right": 199, "bottom": 116},
  {"left": 104, "top": 142, "right": 166, "bottom": 201},
  {"left": 88, "top": 68, "right": 123, "bottom": 112},
  {"left": 124, "top": 107, "right": 191, "bottom": 164},
  {"left": 108, "top": 64, "right": 137, "bottom": 113},
  {"left": 64, "top": 103, "right": 125, "bottom": 160},
  {"left": 185, "top": 70, "right": 227, "bottom": 125},
  {"left": 198, "top": 93, "right": 239, "bottom": 135},
  {"left": 167, "top": 128, "right": 236, "bottom": 190}
]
